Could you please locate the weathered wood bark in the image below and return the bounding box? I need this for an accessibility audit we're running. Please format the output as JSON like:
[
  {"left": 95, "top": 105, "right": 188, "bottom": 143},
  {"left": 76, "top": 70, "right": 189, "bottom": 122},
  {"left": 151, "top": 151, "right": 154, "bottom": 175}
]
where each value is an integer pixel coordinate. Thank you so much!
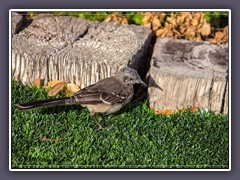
[
  {"left": 223, "top": 82, "right": 228, "bottom": 114},
  {"left": 12, "top": 14, "right": 152, "bottom": 89},
  {"left": 11, "top": 12, "right": 23, "bottom": 35},
  {"left": 148, "top": 38, "right": 228, "bottom": 114}
]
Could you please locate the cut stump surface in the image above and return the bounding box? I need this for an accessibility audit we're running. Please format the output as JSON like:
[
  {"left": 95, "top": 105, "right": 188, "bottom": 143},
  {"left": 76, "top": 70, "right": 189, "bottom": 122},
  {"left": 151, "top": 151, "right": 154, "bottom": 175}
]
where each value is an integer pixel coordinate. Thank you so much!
[
  {"left": 12, "top": 14, "right": 152, "bottom": 89},
  {"left": 148, "top": 38, "right": 228, "bottom": 114}
]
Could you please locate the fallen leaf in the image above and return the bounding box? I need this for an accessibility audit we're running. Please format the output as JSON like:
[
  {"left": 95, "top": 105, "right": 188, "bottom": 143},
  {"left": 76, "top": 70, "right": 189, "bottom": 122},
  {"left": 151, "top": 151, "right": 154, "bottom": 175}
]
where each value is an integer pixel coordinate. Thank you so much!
[
  {"left": 155, "top": 107, "right": 199, "bottom": 115},
  {"left": 47, "top": 80, "right": 64, "bottom": 87},
  {"left": 201, "top": 21, "right": 211, "bottom": 36},
  {"left": 155, "top": 109, "right": 174, "bottom": 115},
  {"left": 33, "top": 79, "right": 44, "bottom": 87},
  {"left": 65, "top": 83, "right": 80, "bottom": 96},
  {"left": 48, "top": 81, "right": 67, "bottom": 96},
  {"left": 104, "top": 16, "right": 112, "bottom": 23},
  {"left": 152, "top": 16, "right": 161, "bottom": 31},
  {"left": 142, "top": 14, "right": 151, "bottom": 24},
  {"left": 189, "top": 107, "right": 199, "bottom": 112}
]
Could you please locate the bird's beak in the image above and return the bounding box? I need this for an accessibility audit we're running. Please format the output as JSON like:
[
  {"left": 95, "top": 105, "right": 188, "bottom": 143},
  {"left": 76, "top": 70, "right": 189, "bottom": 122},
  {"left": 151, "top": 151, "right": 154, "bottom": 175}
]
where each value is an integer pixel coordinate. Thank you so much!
[{"left": 138, "top": 79, "right": 147, "bottom": 87}]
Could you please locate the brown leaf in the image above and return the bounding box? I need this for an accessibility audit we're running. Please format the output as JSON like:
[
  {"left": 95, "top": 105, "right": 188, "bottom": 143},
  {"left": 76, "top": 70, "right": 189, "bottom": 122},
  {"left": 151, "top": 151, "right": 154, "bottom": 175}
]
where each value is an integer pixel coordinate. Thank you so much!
[
  {"left": 189, "top": 107, "right": 199, "bottom": 112},
  {"left": 155, "top": 107, "right": 199, "bottom": 115},
  {"left": 48, "top": 80, "right": 64, "bottom": 87},
  {"left": 156, "top": 28, "right": 167, "bottom": 37},
  {"left": 121, "top": 17, "right": 128, "bottom": 24},
  {"left": 177, "top": 15, "right": 185, "bottom": 24},
  {"left": 192, "top": 19, "right": 199, "bottom": 27},
  {"left": 215, "top": 31, "right": 224, "bottom": 39},
  {"left": 104, "top": 14, "right": 128, "bottom": 24},
  {"left": 208, "top": 38, "right": 217, "bottom": 44},
  {"left": 104, "top": 16, "right": 112, "bottom": 23},
  {"left": 201, "top": 21, "right": 211, "bottom": 36},
  {"left": 152, "top": 16, "right": 161, "bottom": 31},
  {"left": 142, "top": 14, "right": 151, "bottom": 25},
  {"left": 223, "top": 26, "right": 228, "bottom": 34},
  {"left": 178, "top": 107, "right": 199, "bottom": 113},
  {"left": 143, "top": 22, "right": 152, "bottom": 29},
  {"left": 48, "top": 81, "right": 67, "bottom": 96},
  {"left": 33, "top": 79, "right": 44, "bottom": 87},
  {"left": 65, "top": 83, "right": 80, "bottom": 96},
  {"left": 155, "top": 109, "right": 174, "bottom": 116}
]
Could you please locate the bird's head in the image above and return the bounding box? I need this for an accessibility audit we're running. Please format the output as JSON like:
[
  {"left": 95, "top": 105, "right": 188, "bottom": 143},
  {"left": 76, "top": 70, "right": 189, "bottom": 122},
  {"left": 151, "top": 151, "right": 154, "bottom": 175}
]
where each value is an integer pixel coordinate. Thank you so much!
[{"left": 116, "top": 67, "right": 147, "bottom": 87}]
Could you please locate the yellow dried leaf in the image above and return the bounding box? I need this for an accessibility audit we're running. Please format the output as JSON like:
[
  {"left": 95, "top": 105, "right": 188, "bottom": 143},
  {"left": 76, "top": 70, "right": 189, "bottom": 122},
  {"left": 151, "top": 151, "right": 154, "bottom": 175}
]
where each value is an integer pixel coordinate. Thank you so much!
[
  {"left": 121, "top": 18, "right": 128, "bottom": 24},
  {"left": 192, "top": 19, "right": 199, "bottom": 27},
  {"left": 189, "top": 107, "right": 199, "bottom": 112},
  {"left": 179, "top": 25, "right": 186, "bottom": 34},
  {"left": 223, "top": 26, "right": 228, "bottom": 34},
  {"left": 142, "top": 14, "right": 151, "bottom": 25},
  {"left": 188, "top": 13, "right": 193, "bottom": 20},
  {"left": 156, "top": 28, "right": 167, "bottom": 37},
  {"left": 155, "top": 29, "right": 164, "bottom": 36},
  {"left": 104, "top": 16, "right": 112, "bottom": 23},
  {"left": 215, "top": 31, "right": 224, "bottom": 39},
  {"left": 155, "top": 107, "right": 199, "bottom": 116},
  {"left": 33, "top": 79, "right": 44, "bottom": 87},
  {"left": 143, "top": 22, "right": 152, "bottom": 29},
  {"left": 192, "top": 12, "right": 202, "bottom": 22},
  {"left": 158, "top": 13, "right": 166, "bottom": 20},
  {"left": 155, "top": 110, "right": 174, "bottom": 116},
  {"left": 65, "top": 83, "right": 80, "bottom": 96},
  {"left": 184, "top": 14, "right": 191, "bottom": 26},
  {"left": 177, "top": 15, "right": 185, "bottom": 24},
  {"left": 178, "top": 107, "right": 199, "bottom": 113},
  {"left": 193, "top": 35, "right": 202, "bottom": 41},
  {"left": 208, "top": 38, "right": 217, "bottom": 44},
  {"left": 152, "top": 16, "right": 161, "bottom": 31},
  {"left": 48, "top": 82, "right": 66, "bottom": 97},
  {"left": 166, "top": 16, "right": 174, "bottom": 24},
  {"left": 185, "top": 27, "right": 196, "bottom": 39},
  {"left": 165, "top": 30, "right": 174, "bottom": 38},
  {"left": 201, "top": 21, "right": 211, "bottom": 36},
  {"left": 48, "top": 80, "right": 64, "bottom": 87},
  {"left": 199, "top": 14, "right": 205, "bottom": 25},
  {"left": 104, "top": 14, "right": 128, "bottom": 25}
]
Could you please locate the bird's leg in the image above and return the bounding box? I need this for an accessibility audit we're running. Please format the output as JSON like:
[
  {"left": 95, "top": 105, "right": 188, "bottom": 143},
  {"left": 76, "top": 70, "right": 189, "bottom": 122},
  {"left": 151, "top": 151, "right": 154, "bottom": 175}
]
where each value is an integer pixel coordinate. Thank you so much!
[
  {"left": 99, "top": 114, "right": 114, "bottom": 131},
  {"left": 91, "top": 113, "right": 104, "bottom": 131},
  {"left": 91, "top": 113, "right": 113, "bottom": 131}
]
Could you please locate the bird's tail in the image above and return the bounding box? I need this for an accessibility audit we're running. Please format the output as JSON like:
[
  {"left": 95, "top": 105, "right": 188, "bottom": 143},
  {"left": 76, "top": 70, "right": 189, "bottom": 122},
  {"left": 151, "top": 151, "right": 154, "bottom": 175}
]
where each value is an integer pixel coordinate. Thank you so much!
[{"left": 17, "top": 97, "right": 71, "bottom": 111}]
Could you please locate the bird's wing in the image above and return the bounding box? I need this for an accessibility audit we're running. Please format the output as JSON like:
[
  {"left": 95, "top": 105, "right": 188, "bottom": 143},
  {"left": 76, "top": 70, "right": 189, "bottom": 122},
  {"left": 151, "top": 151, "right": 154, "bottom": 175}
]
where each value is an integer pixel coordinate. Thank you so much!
[
  {"left": 73, "top": 83, "right": 102, "bottom": 104},
  {"left": 100, "top": 91, "right": 129, "bottom": 105},
  {"left": 73, "top": 77, "right": 132, "bottom": 105}
]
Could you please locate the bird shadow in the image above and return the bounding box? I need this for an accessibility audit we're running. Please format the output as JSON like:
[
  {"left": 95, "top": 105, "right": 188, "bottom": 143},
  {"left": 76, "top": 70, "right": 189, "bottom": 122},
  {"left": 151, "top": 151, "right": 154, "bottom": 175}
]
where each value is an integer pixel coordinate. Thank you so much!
[{"left": 38, "top": 105, "right": 84, "bottom": 115}]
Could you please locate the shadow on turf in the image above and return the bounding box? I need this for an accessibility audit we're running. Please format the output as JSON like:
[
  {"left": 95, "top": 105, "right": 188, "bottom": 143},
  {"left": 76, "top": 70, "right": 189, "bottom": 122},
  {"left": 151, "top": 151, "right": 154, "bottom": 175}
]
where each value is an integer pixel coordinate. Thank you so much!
[{"left": 37, "top": 100, "right": 142, "bottom": 116}]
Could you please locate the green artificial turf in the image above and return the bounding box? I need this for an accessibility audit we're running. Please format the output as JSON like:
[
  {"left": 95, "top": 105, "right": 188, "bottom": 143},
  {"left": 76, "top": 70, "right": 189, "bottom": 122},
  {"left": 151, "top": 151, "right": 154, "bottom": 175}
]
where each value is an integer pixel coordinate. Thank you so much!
[{"left": 11, "top": 80, "right": 229, "bottom": 169}]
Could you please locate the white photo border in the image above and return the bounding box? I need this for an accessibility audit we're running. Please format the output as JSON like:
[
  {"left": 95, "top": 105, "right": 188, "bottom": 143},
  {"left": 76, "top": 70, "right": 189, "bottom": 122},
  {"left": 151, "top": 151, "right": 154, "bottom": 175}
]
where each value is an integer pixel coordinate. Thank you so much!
[{"left": 9, "top": 9, "right": 231, "bottom": 171}]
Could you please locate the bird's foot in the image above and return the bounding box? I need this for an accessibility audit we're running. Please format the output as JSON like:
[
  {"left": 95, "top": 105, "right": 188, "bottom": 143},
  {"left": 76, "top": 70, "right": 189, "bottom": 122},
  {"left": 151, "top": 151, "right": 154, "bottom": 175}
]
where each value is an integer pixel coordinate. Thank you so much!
[
  {"left": 95, "top": 124, "right": 114, "bottom": 132},
  {"left": 95, "top": 125, "right": 104, "bottom": 132},
  {"left": 105, "top": 124, "right": 114, "bottom": 131}
]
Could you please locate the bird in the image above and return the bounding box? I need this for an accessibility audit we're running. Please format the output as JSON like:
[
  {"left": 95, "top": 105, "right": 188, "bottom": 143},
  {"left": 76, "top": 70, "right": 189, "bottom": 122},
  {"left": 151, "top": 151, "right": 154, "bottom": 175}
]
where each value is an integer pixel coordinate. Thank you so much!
[{"left": 17, "top": 67, "right": 147, "bottom": 131}]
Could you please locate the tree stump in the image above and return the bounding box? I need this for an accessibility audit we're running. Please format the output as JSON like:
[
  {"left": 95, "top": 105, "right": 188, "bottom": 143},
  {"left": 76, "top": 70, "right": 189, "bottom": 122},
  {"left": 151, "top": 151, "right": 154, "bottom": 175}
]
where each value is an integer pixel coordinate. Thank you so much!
[
  {"left": 148, "top": 38, "right": 228, "bottom": 114},
  {"left": 11, "top": 12, "right": 23, "bottom": 35},
  {"left": 12, "top": 14, "right": 152, "bottom": 89}
]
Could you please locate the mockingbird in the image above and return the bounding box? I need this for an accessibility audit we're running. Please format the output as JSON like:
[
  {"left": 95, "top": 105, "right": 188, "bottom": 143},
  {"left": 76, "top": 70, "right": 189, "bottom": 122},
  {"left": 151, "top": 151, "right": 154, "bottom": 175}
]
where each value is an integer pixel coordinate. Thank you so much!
[{"left": 17, "top": 67, "right": 147, "bottom": 131}]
